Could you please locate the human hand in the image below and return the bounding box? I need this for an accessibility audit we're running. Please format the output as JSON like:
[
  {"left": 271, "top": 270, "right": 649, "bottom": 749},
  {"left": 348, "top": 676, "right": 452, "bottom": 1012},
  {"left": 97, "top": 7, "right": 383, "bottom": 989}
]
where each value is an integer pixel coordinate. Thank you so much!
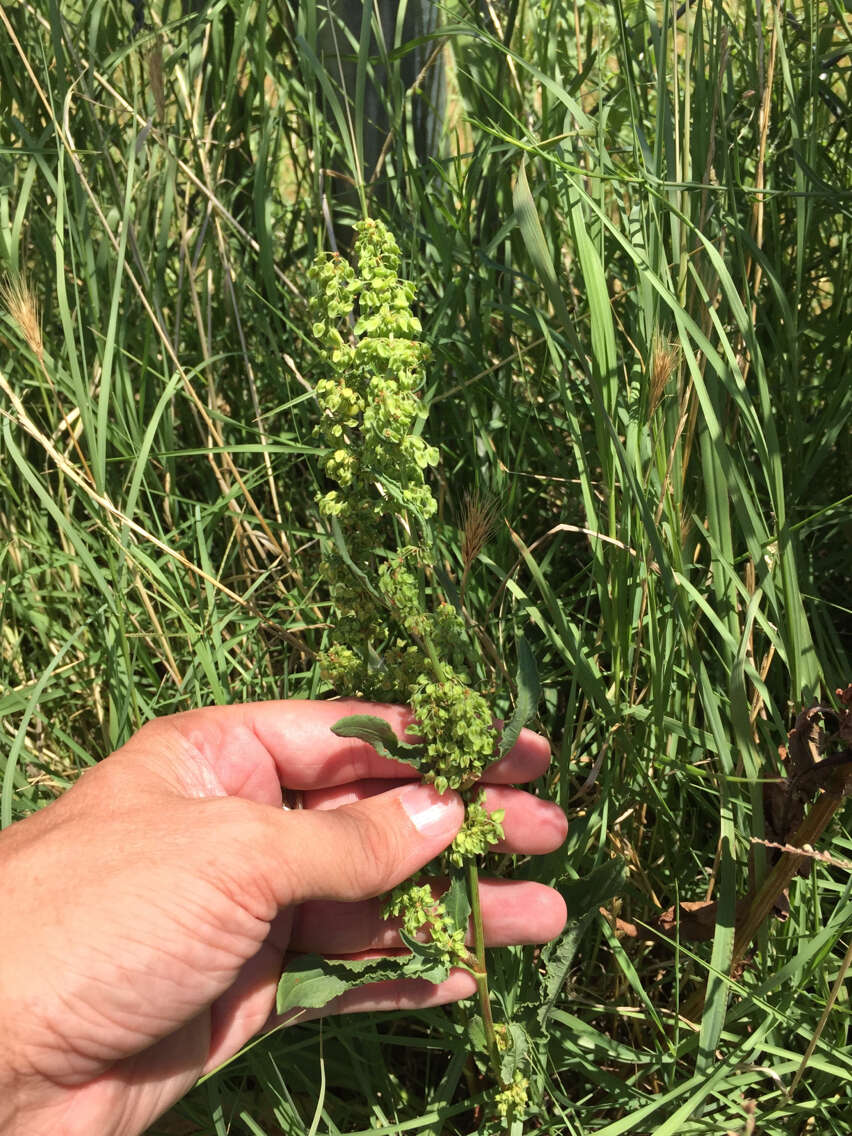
[{"left": 0, "top": 701, "right": 567, "bottom": 1136}]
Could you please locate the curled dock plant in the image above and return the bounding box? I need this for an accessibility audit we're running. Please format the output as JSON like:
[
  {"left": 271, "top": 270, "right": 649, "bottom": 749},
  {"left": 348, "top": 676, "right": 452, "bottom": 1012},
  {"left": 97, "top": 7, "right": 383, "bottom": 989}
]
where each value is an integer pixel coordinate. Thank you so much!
[{"left": 276, "top": 218, "right": 536, "bottom": 1115}]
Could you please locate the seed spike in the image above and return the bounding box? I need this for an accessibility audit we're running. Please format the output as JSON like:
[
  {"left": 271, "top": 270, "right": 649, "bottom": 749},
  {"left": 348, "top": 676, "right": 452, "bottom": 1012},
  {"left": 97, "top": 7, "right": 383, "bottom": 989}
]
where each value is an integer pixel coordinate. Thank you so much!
[
  {"left": 1, "top": 272, "right": 43, "bottom": 362},
  {"left": 460, "top": 489, "right": 501, "bottom": 580}
]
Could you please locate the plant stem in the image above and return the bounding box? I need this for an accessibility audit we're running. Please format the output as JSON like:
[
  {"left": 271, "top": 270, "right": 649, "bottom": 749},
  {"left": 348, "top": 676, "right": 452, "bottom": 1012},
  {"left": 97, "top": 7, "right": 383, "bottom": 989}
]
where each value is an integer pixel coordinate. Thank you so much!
[
  {"left": 421, "top": 631, "right": 444, "bottom": 681},
  {"left": 466, "top": 857, "right": 503, "bottom": 1081}
]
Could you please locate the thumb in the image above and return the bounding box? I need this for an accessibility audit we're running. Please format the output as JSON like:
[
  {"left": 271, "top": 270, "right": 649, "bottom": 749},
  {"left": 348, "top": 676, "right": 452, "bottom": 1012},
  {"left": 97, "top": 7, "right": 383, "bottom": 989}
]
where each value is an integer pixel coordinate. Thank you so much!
[{"left": 262, "top": 783, "right": 464, "bottom": 907}]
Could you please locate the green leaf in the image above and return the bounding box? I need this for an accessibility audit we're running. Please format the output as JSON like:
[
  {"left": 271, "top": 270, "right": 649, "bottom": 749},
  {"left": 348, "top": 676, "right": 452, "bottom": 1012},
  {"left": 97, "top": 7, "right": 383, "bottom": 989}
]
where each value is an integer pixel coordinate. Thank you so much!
[
  {"left": 398, "top": 932, "right": 455, "bottom": 983},
  {"left": 329, "top": 515, "right": 378, "bottom": 597},
  {"left": 443, "top": 871, "right": 471, "bottom": 933},
  {"left": 500, "top": 1022, "right": 529, "bottom": 1083},
  {"left": 331, "top": 714, "right": 427, "bottom": 769},
  {"left": 560, "top": 858, "right": 628, "bottom": 918},
  {"left": 539, "top": 859, "right": 629, "bottom": 1027},
  {"left": 277, "top": 917, "right": 465, "bottom": 1014},
  {"left": 276, "top": 960, "right": 349, "bottom": 1015},
  {"left": 513, "top": 159, "right": 584, "bottom": 362},
  {"left": 537, "top": 920, "right": 591, "bottom": 1029},
  {"left": 498, "top": 633, "right": 541, "bottom": 759},
  {"left": 433, "top": 561, "right": 460, "bottom": 611},
  {"left": 465, "top": 1014, "right": 488, "bottom": 1059},
  {"left": 276, "top": 954, "right": 405, "bottom": 1014}
]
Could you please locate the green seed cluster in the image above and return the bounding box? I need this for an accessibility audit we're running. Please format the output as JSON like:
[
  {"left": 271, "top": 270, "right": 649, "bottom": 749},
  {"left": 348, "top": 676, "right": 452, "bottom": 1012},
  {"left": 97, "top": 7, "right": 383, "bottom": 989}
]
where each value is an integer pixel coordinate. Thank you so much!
[
  {"left": 310, "top": 219, "right": 498, "bottom": 789},
  {"left": 309, "top": 217, "right": 521, "bottom": 1116},
  {"left": 449, "top": 791, "right": 505, "bottom": 866},
  {"left": 383, "top": 881, "right": 467, "bottom": 966},
  {"left": 495, "top": 1071, "right": 530, "bottom": 1120},
  {"left": 409, "top": 674, "right": 495, "bottom": 793},
  {"left": 309, "top": 221, "right": 437, "bottom": 531}
]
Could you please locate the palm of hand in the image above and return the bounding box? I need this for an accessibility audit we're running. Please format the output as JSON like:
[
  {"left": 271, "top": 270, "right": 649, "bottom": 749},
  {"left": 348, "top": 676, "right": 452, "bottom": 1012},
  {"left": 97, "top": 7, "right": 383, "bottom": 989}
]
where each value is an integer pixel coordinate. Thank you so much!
[
  {"left": 7, "top": 752, "right": 289, "bottom": 1132},
  {"left": 1, "top": 702, "right": 566, "bottom": 1136}
]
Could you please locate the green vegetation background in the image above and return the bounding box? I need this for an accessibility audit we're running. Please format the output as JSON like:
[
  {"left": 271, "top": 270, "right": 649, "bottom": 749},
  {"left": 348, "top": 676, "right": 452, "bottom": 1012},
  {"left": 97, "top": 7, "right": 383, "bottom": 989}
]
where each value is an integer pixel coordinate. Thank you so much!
[{"left": 1, "top": 0, "right": 850, "bottom": 1132}]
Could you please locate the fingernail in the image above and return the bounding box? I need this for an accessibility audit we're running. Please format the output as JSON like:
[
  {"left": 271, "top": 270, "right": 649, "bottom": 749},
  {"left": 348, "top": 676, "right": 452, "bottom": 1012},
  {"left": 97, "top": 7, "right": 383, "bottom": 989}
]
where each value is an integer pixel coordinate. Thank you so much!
[{"left": 399, "top": 783, "right": 462, "bottom": 839}]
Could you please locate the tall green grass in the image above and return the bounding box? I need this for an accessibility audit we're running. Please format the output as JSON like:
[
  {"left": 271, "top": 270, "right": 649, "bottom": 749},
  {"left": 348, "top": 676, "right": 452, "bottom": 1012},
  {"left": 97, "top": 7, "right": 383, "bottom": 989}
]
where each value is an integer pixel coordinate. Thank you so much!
[{"left": 1, "top": 0, "right": 850, "bottom": 1131}]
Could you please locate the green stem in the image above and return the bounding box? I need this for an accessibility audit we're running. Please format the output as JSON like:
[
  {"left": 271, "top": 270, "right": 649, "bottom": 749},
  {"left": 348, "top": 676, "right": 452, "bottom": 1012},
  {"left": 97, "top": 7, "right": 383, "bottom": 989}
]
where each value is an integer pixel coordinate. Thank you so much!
[
  {"left": 466, "top": 857, "right": 502, "bottom": 1082},
  {"left": 421, "top": 631, "right": 444, "bottom": 681}
]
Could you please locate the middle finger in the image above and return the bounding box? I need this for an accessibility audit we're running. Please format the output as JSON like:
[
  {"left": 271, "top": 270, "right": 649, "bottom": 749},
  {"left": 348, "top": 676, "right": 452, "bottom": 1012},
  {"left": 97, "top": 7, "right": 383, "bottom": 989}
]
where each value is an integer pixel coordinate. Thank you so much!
[{"left": 287, "top": 878, "right": 567, "bottom": 954}]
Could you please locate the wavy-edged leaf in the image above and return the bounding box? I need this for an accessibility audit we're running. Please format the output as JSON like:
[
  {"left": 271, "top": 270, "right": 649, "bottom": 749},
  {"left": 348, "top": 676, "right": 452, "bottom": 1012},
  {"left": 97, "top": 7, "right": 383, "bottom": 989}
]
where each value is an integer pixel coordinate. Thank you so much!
[
  {"left": 539, "top": 859, "right": 628, "bottom": 1026},
  {"left": 277, "top": 937, "right": 454, "bottom": 1015},
  {"left": 277, "top": 954, "right": 402, "bottom": 1014},
  {"left": 398, "top": 931, "right": 456, "bottom": 983},
  {"left": 331, "top": 714, "right": 427, "bottom": 770}
]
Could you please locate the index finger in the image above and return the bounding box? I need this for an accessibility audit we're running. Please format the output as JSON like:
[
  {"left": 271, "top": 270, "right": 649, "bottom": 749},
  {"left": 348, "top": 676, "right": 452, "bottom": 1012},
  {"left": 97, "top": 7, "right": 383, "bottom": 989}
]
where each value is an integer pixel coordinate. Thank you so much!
[{"left": 164, "top": 699, "right": 550, "bottom": 800}]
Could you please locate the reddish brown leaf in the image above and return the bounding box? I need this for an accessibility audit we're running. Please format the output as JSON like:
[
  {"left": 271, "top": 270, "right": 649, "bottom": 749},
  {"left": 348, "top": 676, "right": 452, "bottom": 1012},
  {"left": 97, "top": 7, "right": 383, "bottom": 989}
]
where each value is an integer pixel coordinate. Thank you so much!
[{"left": 657, "top": 900, "right": 719, "bottom": 941}]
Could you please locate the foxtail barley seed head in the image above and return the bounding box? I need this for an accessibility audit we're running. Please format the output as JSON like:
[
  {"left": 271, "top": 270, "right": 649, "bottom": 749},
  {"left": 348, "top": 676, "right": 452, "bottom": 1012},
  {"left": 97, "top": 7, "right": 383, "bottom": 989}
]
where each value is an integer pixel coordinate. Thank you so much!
[
  {"left": 460, "top": 489, "right": 501, "bottom": 577},
  {"left": 1, "top": 273, "right": 43, "bottom": 362},
  {"left": 648, "top": 334, "right": 680, "bottom": 417}
]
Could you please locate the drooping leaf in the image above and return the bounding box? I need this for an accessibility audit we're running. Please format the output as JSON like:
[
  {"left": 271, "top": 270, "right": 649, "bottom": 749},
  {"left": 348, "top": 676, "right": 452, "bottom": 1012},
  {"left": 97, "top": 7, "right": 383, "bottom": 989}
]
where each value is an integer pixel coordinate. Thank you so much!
[
  {"left": 537, "top": 919, "right": 592, "bottom": 1028},
  {"left": 498, "top": 633, "right": 541, "bottom": 759},
  {"left": 434, "top": 561, "right": 460, "bottom": 611},
  {"left": 331, "top": 714, "right": 427, "bottom": 769},
  {"left": 513, "top": 160, "right": 582, "bottom": 360}
]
